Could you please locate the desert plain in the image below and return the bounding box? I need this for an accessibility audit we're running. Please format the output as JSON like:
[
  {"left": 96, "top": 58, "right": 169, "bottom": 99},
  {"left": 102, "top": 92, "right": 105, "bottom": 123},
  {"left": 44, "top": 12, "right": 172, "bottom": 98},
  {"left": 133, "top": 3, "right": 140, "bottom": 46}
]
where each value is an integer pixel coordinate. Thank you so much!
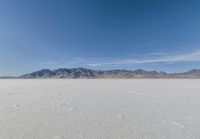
[{"left": 0, "top": 79, "right": 200, "bottom": 139}]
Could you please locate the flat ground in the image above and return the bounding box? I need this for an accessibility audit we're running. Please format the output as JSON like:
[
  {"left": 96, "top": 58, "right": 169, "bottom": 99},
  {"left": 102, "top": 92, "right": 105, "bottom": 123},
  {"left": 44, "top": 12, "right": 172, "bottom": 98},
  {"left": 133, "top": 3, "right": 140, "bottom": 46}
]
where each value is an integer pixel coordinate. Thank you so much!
[{"left": 0, "top": 79, "right": 200, "bottom": 139}]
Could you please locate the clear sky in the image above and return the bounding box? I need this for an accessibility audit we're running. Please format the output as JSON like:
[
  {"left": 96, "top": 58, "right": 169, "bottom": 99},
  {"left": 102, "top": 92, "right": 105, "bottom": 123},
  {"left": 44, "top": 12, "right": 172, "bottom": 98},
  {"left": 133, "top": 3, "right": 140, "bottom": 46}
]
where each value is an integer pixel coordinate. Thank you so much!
[{"left": 1, "top": 0, "right": 200, "bottom": 76}]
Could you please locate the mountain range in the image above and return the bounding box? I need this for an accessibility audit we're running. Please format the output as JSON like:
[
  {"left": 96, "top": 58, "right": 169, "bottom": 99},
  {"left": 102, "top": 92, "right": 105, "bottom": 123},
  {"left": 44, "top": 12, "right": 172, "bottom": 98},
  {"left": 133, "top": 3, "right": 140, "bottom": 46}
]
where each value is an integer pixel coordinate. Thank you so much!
[{"left": 14, "top": 67, "right": 200, "bottom": 79}]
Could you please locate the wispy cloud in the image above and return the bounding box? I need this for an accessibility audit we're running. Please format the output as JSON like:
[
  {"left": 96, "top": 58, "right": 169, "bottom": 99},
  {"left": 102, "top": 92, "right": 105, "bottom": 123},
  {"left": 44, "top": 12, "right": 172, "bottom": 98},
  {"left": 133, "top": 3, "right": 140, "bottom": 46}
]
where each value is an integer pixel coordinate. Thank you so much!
[
  {"left": 28, "top": 50, "right": 200, "bottom": 69},
  {"left": 28, "top": 61, "right": 60, "bottom": 67},
  {"left": 89, "top": 50, "right": 200, "bottom": 67}
]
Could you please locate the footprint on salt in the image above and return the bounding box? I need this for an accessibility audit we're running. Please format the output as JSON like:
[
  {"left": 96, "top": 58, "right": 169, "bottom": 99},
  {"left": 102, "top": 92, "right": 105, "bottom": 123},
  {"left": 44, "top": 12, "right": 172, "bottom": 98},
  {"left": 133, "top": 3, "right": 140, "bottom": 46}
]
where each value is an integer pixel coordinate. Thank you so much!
[
  {"left": 196, "top": 102, "right": 200, "bottom": 105},
  {"left": 160, "top": 120, "right": 166, "bottom": 124},
  {"left": 58, "top": 97, "right": 64, "bottom": 100},
  {"left": 68, "top": 107, "right": 74, "bottom": 112},
  {"left": 7, "top": 92, "right": 15, "bottom": 96},
  {"left": 172, "top": 121, "right": 185, "bottom": 129},
  {"left": 54, "top": 135, "right": 64, "bottom": 139},
  {"left": 68, "top": 107, "right": 78, "bottom": 112},
  {"left": 58, "top": 103, "right": 66, "bottom": 107},
  {"left": 117, "top": 95, "right": 121, "bottom": 99},
  {"left": 81, "top": 98, "right": 86, "bottom": 102},
  {"left": 117, "top": 114, "right": 124, "bottom": 120},
  {"left": 13, "top": 104, "right": 20, "bottom": 108}
]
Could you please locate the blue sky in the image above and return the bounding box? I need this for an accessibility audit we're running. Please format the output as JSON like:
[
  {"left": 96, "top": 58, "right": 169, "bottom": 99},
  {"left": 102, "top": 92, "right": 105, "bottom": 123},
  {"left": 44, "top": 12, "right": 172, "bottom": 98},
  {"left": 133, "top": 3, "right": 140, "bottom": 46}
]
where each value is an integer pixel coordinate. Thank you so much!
[{"left": 0, "top": 0, "right": 200, "bottom": 76}]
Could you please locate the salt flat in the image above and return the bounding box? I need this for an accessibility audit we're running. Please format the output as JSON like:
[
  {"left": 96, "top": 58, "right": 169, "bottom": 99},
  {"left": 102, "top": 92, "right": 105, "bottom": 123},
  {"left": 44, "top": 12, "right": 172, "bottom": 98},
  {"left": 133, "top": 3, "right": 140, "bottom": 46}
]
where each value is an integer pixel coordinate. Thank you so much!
[{"left": 0, "top": 79, "right": 200, "bottom": 139}]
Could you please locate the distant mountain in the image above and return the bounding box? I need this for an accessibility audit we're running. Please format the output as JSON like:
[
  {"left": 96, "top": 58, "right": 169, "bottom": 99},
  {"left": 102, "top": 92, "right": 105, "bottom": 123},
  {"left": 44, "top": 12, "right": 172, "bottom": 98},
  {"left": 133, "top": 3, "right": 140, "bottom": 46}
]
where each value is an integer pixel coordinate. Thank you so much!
[
  {"left": 20, "top": 69, "right": 55, "bottom": 78},
  {"left": 169, "top": 69, "right": 200, "bottom": 78},
  {"left": 19, "top": 67, "right": 200, "bottom": 79},
  {"left": 0, "top": 76, "right": 18, "bottom": 79}
]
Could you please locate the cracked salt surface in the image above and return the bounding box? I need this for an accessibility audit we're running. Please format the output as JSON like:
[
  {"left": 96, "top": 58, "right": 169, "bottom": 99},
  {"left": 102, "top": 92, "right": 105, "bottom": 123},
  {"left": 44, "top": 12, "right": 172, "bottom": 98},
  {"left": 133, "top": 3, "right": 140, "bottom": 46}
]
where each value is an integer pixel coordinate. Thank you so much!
[{"left": 0, "top": 79, "right": 200, "bottom": 139}]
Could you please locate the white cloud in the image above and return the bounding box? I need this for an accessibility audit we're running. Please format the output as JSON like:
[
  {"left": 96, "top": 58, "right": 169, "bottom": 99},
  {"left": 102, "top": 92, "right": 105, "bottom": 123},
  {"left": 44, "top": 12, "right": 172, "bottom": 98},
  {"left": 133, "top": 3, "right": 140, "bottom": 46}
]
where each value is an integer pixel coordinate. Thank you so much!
[
  {"left": 89, "top": 50, "right": 200, "bottom": 67},
  {"left": 29, "top": 50, "right": 200, "bottom": 69}
]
